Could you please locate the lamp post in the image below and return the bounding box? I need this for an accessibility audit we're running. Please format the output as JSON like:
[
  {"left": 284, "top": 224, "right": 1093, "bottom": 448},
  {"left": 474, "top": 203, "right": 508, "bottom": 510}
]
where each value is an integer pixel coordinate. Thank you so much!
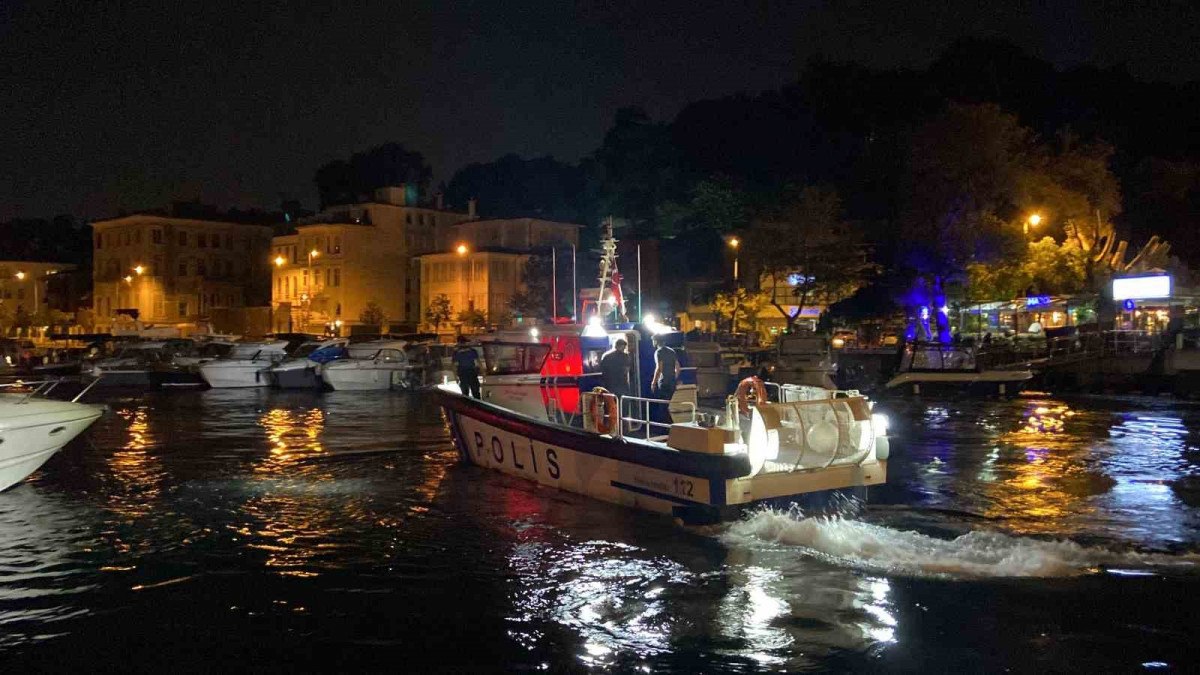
[
  {"left": 13, "top": 271, "right": 36, "bottom": 315},
  {"left": 456, "top": 243, "right": 472, "bottom": 312},
  {"left": 305, "top": 249, "right": 319, "bottom": 330},
  {"left": 132, "top": 265, "right": 144, "bottom": 319},
  {"left": 728, "top": 237, "right": 740, "bottom": 334},
  {"left": 1024, "top": 213, "right": 1042, "bottom": 238}
]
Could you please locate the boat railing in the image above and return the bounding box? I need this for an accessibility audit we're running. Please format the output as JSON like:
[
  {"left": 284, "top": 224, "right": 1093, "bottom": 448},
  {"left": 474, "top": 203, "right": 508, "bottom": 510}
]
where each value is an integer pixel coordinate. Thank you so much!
[
  {"left": 618, "top": 394, "right": 697, "bottom": 441},
  {"left": 0, "top": 377, "right": 100, "bottom": 404}
]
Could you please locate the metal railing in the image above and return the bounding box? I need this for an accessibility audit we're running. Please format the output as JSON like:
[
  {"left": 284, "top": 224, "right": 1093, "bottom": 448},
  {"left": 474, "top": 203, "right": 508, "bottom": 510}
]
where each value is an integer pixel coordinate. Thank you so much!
[{"left": 618, "top": 394, "right": 696, "bottom": 441}]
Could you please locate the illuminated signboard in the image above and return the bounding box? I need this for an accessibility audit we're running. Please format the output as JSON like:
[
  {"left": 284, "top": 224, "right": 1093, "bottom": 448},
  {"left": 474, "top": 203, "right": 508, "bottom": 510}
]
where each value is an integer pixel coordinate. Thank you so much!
[
  {"left": 1025, "top": 295, "right": 1051, "bottom": 308},
  {"left": 1112, "top": 275, "right": 1171, "bottom": 301}
]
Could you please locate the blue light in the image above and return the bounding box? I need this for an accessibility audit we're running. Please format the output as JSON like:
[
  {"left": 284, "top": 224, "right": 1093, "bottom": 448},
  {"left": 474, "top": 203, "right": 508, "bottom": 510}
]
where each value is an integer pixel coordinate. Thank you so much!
[
  {"left": 1123, "top": 299, "right": 1136, "bottom": 312},
  {"left": 919, "top": 306, "right": 930, "bottom": 321},
  {"left": 1025, "top": 295, "right": 1051, "bottom": 308}
]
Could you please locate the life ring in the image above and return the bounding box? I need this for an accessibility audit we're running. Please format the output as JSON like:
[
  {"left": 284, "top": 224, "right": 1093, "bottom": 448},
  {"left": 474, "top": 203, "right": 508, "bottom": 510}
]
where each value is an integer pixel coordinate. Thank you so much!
[
  {"left": 735, "top": 376, "right": 769, "bottom": 416},
  {"left": 588, "top": 387, "right": 620, "bottom": 435}
]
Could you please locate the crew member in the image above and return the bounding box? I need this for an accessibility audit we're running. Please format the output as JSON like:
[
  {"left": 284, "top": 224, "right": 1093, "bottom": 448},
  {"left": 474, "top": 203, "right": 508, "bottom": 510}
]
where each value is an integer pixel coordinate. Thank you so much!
[
  {"left": 650, "top": 334, "right": 681, "bottom": 424},
  {"left": 599, "top": 338, "right": 632, "bottom": 398},
  {"left": 452, "top": 336, "right": 481, "bottom": 398}
]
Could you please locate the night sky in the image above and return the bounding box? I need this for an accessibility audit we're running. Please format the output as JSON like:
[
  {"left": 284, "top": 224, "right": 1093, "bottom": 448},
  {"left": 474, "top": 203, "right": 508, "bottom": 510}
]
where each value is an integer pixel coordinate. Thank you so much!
[{"left": 3, "top": 0, "right": 1198, "bottom": 221}]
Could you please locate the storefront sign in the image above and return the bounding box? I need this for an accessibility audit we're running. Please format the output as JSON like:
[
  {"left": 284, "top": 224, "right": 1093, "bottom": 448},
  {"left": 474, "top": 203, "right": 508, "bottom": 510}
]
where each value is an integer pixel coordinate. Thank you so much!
[{"left": 1112, "top": 275, "right": 1171, "bottom": 300}]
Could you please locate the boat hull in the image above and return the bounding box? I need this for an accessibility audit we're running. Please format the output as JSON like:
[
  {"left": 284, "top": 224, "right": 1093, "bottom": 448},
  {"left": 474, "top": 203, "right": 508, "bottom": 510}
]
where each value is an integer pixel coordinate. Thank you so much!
[
  {"left": 321, "top": 367, "right": 407, "bottom": 391},
  {"left": 271, "top": 365, "right": 323, "bottom": 389},
  {"left": 885, "top": 370, "right": 1033, "bottom": 397},
  {"left": 199, "top": 364, "right": 274, "bottom": 388},
  {"left": 0, "top": 400, "right": 104, "bottom": 491},
  {"left": 435, "top": 388, "right": 886, "bottom": 524}
]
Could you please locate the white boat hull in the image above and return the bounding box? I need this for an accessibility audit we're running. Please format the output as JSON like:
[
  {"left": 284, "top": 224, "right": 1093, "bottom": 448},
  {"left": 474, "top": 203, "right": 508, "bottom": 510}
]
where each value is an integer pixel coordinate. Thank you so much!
[
  {"left": 199, "top": 363, "right": 275, "bottom": 388},
  {"left": 0, "top": 399, "right": 104, "bottom": 492},
  {"left": 321, "top": 366, "right": 409, "bottom": 391}
]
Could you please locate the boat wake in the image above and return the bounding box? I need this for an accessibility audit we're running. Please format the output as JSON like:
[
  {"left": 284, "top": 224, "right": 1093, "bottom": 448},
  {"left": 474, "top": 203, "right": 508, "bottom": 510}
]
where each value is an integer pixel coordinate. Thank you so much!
[{"left": 722, "top": 508, "right": 1198, "bottom": 579}]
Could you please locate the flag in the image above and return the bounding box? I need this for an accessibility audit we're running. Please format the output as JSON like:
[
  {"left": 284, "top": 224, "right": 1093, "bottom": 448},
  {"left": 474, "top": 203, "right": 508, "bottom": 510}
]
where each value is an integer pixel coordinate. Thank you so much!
[{"left": 610, "top": 268, "right": 626, "bottom": 318}]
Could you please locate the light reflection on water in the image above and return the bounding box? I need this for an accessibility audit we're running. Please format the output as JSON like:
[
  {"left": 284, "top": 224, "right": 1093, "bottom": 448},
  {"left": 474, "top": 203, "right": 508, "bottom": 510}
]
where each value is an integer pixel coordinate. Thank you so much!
[{"left": 0, "top": 390, "right": 1195, "bottom": 671}]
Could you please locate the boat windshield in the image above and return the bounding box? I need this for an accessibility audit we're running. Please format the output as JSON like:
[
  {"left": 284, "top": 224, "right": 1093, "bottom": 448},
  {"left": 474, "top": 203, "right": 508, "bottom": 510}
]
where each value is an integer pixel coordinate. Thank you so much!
[{"left": 483, "top": 342, "right": 550, "bottom": 375}]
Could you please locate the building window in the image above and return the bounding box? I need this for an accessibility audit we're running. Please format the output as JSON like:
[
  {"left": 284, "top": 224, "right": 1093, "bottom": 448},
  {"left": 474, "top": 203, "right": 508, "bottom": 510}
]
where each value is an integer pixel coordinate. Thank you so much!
[
  {"left": 335, "top": 303, "right": 341, "bottom": 316},
  {"left": 197, "top": 260, "right": 207, "bottom": 276},
  {"left": 333, "top": 268, "right": 340, "bottom": 287},
  {"left": 178, "top": 301, "right": 188, "bottom": 317},
  {"left": 405, "top": 213, "right": 412, "bottom": 225},
  {"left": 197, "top": 233, "right": 207, "bottom": 248},
  {"left": 225, "top": 234, "right": 233, "bottom": 249},
  {"left": 179, "top": 231, "right": 188, "bottom": 246},
  {"left": 178, "top": 261, "right": 187, "bottom": 277},
  {"left": 95, "top": 235, "right": 102, "bottom": 250},
  {"left": 152, "top": 229, "right": 163, "bottom": 244},
  {"left": 135, "top": 229, "right": 142, "bottom": 244}
]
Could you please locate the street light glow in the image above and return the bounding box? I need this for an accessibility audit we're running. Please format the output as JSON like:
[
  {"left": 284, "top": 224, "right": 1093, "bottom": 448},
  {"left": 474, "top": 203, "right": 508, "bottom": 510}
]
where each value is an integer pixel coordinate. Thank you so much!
[
  {"left": 274, "top": 256, "right": 285, "bottom": 267},
  {"left": 123, "top": 275, "right": 133, "bottom": 283},
  {"left": 309, "top": 249, "right": 319, "bottom": 259},
  {"left": 728, "top": 237, "right": 739, "bottom": 249},
  {"left": 134, "top": 265, "right": 144, "bottom": 275},
  {"left": 1028, "top": 213, "right": 1042, "bottom": 227},
  {"left": 14, "top": 271, "right": 24, "bottom": 281},
  {"left": 456, "top": 243, "right": 468, "bottom": 255}
]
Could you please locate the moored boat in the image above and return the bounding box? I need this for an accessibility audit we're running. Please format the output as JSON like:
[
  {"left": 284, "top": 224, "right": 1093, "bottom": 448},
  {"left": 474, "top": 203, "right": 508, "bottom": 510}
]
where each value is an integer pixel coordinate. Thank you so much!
[
  {"left": 319, "top": 340, "right": 415, "bottom": 391},
  {"left": 885, "top": 341, "right": 1033, "bottom": 396},
  {"left": 268, "top": 338, "right": 348, "bottom": 389},
  {"left": 0, "top": 381, "right": 104, "bottom": 492},
  {"left": 198, "top": 341, "right": 290, "bottom": 388}
]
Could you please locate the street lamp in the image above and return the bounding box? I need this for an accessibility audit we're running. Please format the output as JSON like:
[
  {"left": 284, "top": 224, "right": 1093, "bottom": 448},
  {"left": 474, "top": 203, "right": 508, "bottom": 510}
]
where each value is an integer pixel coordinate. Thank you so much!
[
  {"left": 1025, "top": 213, "right": 1042, "bottom": 238},
  {"left": 456, "top": 243, "right": 473, "bottom": 312},
  {"left": 728, "top": 237, "right": 741, "bottom": 334},
  {"left": 274, "top": 255, "right": 285, "bottom": 267},
  {"left": 14, "top": 271, "right": 38, "bottom": 323},
  {"left": 303, "top": 249, "right": 319, "bottom": 330},
  {"left": 134, "top": 265, "right": 144, "bottom": 275}
]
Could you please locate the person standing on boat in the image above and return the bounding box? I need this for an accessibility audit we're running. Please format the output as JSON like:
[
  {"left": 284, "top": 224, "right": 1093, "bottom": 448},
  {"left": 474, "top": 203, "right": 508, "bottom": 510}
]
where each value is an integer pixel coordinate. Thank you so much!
[
  {"left": 599, "top": 338, "right": 632, "bottom": 398},
  {"left": 452, "top": 336, "right": 481, "bottom": 398},
  {"left": 650, "top": 334, "right": 681, "bottom": 425}
]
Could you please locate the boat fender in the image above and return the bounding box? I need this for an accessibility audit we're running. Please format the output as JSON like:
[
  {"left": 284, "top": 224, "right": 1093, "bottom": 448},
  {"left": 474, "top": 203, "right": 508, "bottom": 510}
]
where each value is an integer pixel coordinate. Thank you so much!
[
  {"left": 588, "top": 387, "right": 620, "bottom": 436},
  {"left": 734, "top": 376, "right": 769, "bottom": 416}
]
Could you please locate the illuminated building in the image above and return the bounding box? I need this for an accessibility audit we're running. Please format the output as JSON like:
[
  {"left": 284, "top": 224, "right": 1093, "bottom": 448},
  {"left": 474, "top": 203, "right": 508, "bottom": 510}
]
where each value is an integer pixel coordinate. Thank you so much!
[
  {"left": 418, "top": 218, "right": 580, "bottom": 332},
  {"left": 91, "top": 214, "right": 273, "bottom": 328},
  {"left": 270, "top": 187, "right": 471, "bottom": 334}
]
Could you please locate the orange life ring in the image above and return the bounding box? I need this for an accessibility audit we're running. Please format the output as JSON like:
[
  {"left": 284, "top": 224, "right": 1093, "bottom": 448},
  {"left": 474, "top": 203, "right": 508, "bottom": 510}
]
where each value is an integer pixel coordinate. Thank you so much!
[
  {"left": 735, "top": 376, "right": 769, "bottom": 416},
  {"left": 588, "top": 387, "right": 620, "bottom": 435}
]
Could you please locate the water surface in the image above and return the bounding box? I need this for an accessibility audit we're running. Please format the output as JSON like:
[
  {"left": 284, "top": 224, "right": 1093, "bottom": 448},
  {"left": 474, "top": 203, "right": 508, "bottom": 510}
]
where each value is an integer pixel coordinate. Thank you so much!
[{"left": 0, "top": 389, "right": 1196, "bottom": 672}]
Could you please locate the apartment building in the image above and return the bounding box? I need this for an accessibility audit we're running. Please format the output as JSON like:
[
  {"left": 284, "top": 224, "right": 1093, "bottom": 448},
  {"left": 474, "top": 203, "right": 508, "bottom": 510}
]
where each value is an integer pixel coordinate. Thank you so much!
[
  {"left": 91, "top": 214, "right": 273, "bottom": 327},
  {"left": 420, "top": 218, "right": 580, "bottom": 330},
  {"left": 270, "top": 187, "right": 472, "bottom": 333}
]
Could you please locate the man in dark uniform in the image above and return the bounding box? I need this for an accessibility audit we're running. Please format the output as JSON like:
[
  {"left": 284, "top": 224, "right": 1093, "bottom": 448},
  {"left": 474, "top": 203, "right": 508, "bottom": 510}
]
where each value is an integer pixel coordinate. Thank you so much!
[
  {"left": 452, "top": 336, "right": 481, "bottom": 398},
  {"left": 599, "top": 338, "right": 632, "bottom": 398}
]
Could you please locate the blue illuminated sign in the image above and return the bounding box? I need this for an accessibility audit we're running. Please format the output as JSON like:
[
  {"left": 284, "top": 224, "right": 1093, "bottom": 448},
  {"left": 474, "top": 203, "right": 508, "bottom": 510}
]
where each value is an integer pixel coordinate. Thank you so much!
[
  {"left": 1025, "top": 295, "right": 1051, "bottom": 308},
  {"left": 1123, "top": 299, "right": 1136, "bottom": 312}
]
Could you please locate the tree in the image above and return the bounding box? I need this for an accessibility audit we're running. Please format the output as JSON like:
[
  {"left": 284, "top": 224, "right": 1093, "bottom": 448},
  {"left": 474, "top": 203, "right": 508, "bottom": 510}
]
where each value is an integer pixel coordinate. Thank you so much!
[
  {"left": 314, "top": 143, "right": 433, "bottom": 208},
  {"left": 746, "top": 186, "right": 878, "bottom": 332},
  {"left": 710, "top": 288, "right": 770, "bottom": 334},
  {"left": 424, "top": 294, "right": 453, "bottom": 333},
  {"left": 457, "top": 308, "right": 487, "bottom": 333},
  {"left": 508, "top": 252, "right": 571, "bottom": 321},
  {"left": 359, "top": 300, "right": 386, "bottom": 330},
  {"left": 445, "top": 154, "right": 584, "bottom": 221}
]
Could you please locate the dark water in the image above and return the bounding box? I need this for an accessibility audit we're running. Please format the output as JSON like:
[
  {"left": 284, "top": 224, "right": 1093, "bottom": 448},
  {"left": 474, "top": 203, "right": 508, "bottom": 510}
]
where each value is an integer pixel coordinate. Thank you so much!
[{"left": 1, "top": 389, "right": 1197, "bottom": 673}]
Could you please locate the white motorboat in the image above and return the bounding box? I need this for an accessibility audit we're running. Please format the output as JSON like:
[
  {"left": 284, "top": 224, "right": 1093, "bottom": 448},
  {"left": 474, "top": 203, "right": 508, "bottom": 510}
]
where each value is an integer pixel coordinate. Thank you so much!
[
  {"left": 0, "top": 381, "right": 104, "bottom": 492},
  {"left": 319, "top": 340, "right": 415, "bottom": 391},
  {"left": 198, "top": 341, "right": 290, "bottom": 388},
  {"left": 267, "top": 338, "right": 348, "bottom": 389}
]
